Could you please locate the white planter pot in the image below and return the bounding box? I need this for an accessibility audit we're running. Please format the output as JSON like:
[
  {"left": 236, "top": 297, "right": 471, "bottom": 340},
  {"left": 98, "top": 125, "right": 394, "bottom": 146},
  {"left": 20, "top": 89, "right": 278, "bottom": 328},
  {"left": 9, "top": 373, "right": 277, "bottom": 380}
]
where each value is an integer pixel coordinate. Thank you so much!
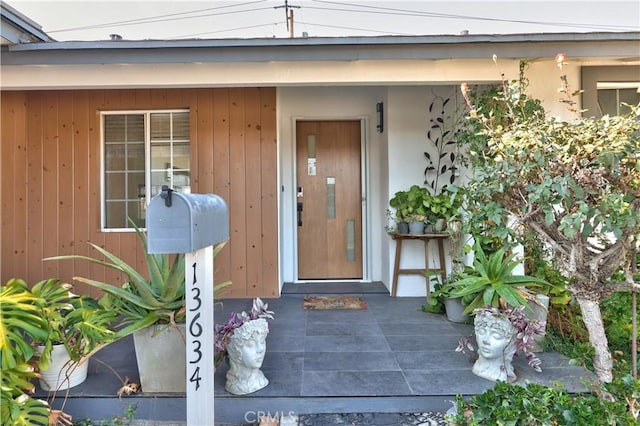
[
  {"left": 133, "top": 324, "right": 186, "bottom": 393},
  {"left": 38, "top": 344, "right": 89, "bottom": 391}
]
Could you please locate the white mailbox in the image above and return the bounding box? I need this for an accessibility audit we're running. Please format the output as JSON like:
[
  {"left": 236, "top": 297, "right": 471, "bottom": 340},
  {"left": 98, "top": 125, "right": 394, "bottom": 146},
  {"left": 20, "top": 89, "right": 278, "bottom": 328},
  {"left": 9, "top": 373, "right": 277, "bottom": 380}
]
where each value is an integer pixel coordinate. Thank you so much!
[{"left": 146, "top": 185, "right": 229, "bottom": 254}]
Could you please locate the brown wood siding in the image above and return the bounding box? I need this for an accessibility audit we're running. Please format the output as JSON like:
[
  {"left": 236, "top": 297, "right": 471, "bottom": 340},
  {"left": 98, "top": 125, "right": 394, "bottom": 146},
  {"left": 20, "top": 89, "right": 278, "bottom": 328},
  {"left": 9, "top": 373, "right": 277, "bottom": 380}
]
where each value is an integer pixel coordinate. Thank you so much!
[{"left": 0, "top": 88, "right": 278, "bottom": 298}]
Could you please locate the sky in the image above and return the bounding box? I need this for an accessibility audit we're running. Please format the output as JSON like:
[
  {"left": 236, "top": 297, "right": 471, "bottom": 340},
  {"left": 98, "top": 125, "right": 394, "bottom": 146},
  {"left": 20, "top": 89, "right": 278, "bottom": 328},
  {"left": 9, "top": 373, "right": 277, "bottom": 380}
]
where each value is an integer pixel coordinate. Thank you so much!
[{"left": 6, "top": 0, "right": 640, "bottom": 41}]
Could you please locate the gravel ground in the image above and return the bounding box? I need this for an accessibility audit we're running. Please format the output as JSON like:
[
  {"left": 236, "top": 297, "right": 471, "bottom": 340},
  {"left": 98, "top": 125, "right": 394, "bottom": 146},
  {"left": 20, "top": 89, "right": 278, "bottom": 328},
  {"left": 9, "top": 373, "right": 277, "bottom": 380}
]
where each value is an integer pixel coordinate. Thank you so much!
[
  {"left": 129, "top": 411, "right": 449, "bottom": 425},
  {"left": 213, "top": 412, "right": 449, "bottom": 426},
  {"left": 295, "top": 412, "right": 448, "bottom": 425}
]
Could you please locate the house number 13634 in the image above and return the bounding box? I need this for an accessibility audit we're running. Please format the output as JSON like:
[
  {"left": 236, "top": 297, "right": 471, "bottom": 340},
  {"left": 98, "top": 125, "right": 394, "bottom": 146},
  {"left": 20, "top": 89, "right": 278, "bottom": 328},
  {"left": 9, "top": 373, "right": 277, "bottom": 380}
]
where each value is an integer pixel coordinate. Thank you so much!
[{"left": 189, "top": 262, "right": 202, "bottom": 390}]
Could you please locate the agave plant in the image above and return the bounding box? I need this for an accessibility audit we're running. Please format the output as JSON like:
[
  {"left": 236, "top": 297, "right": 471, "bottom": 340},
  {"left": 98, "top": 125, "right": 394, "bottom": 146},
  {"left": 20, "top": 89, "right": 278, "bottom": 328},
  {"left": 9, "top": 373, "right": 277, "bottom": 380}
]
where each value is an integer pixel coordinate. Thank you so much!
[
  {"left": 46, "top": 222, "right": 187, "bottom": 336},
  {"left": 448, "top": 243, "right": 551, "bottom": 315},
  {"left": 46, "top": 220, "right": 231, "bottom": 337}
]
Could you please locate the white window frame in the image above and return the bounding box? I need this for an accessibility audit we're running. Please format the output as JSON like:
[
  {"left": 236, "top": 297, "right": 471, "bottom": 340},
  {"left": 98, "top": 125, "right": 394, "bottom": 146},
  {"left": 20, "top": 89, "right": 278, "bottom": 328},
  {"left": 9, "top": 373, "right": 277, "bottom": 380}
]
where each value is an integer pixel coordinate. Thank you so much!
[{"left": 100, "top": 109, "right": 190, "bottom": 232}]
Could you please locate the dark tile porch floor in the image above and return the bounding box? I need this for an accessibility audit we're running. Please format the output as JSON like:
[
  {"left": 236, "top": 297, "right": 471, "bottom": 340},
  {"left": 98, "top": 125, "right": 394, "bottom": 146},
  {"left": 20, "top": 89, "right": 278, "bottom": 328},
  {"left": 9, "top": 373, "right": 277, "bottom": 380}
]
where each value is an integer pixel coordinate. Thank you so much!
[{"left": 40, "top": 282, "right": 594, "bottom": 424}]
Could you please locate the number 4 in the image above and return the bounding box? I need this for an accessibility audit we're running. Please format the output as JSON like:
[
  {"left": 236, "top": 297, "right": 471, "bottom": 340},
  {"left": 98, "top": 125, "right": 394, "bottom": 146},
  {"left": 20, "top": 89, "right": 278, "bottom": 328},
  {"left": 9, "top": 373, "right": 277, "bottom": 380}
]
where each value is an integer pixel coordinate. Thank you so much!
[{"left": 190, "top": 367, "right": 201, "bottom": 391}]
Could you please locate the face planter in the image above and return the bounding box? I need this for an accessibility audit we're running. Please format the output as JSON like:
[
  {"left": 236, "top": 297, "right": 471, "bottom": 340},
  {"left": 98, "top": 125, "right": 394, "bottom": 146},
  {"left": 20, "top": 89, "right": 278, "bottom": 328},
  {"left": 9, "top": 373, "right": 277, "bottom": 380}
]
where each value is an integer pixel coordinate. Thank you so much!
[
  {"left": 472, "top": 310, "right": 517, "bottom": 382},
  {"left": 224, "top": 317, "right": 270, "bottom": 395}
]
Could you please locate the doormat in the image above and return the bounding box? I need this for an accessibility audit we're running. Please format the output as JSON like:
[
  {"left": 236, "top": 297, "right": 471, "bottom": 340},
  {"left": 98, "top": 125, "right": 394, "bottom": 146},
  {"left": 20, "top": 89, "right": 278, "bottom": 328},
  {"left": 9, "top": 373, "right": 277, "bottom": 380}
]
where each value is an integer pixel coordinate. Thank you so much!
[{"left": 303, "top": 296, "right": 367, "bottom": 310}]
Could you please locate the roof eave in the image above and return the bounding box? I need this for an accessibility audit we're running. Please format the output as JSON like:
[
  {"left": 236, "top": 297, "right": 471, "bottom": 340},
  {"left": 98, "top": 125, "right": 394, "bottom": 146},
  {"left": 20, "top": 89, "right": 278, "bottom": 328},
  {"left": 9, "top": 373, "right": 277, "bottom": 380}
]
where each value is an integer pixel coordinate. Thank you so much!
[{"left": 2, "top": 32, "right": 639, "bottom": 66}]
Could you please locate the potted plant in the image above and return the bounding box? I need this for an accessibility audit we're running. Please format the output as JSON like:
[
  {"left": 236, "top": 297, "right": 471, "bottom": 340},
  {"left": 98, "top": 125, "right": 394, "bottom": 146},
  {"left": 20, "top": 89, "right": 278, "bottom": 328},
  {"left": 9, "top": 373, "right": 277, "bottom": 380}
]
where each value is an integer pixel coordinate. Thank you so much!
[
  {"left": 45, "top": 221, "right": 231, "bottom": 393},
  {"left": 428, "top": 185, "right": 465, "bottom": 232},
  {"left": 0, "top": 278, "right": 114, "bottom": 424},
  {"left": 446, "top": 242, "right": 554, "bottom": 382},
  {"left": 214, "top": 298, "right": 274, "bottom": 395},
  {"left": 447, "top": 242, "right": 552, "bottom": 315},
  {"left": 406, "top": 213, "right": 427, "bottom": 235},
  {"left": 406, "top": 185, "right": 431, "bottom": 234},
  {"left": 30, "top": 279, "right": 116, "bottom": 391},
  {"left": 389, "top": 189, "right": 410, "bottom": 234},
  {"left": 389, "top": 185, "right": 438, "bottom": 234},
  {"left": 423, "top": 272, "right": 472, "bottom": 323}
]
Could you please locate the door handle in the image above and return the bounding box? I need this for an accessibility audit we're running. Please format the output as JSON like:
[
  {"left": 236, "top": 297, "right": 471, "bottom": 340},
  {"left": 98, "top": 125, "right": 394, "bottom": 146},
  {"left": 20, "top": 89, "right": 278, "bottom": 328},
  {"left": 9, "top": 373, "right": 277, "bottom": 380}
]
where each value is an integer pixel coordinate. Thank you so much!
[{"left": 297, "top": 202, "right": 303, "bottom": 226}]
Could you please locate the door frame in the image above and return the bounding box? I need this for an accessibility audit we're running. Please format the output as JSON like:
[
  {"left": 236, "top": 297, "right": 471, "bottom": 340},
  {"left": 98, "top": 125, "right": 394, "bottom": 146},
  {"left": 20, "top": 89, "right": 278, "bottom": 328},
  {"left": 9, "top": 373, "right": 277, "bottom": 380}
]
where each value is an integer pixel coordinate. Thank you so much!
[{"left": 291, "top": 117, "right": 371, "bottom": 282}]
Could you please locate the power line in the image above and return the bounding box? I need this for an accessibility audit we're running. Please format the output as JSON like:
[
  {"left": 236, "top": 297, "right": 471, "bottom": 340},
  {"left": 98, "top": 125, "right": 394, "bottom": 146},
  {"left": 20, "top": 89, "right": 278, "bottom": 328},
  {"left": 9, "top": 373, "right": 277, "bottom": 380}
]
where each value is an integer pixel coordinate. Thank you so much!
[
  {"left": 310, "top": 0, "right": 639, "bottom": 32},
  {"left": 298, "top": 20, "right": 414, "bottom": 36},
  {"left": 40, "top": 0, "right": 638, "bottom": 39},
  {"left": 168, "top": 23, "right": 282, "bottom": 40},
  {"left": 47, "top": 1, "right": 269, "bottom": 34}
]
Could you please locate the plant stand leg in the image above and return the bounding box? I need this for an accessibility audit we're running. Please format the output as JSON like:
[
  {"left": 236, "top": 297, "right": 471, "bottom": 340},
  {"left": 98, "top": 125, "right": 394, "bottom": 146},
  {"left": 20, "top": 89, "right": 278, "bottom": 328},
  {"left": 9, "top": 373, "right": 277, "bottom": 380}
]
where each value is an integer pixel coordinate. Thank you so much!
[{"left": 392, "top": 238, "right": 403, "bottom": 297}]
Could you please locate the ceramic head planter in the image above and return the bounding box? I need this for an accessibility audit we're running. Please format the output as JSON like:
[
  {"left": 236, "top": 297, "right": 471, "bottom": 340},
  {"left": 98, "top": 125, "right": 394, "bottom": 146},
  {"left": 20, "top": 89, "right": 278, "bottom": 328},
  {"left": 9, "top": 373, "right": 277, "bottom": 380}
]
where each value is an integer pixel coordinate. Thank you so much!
[
  {"left": 225, "top": 317, "right": 269, "bottom": 395},
  {"left": 471, "top": 309, "right": 517, "bottom": 382},
  {"left": 456, "top": 305, "right": 544, "bottom": 382},
  {"left": 215, "top": 298, "right": 274, "bottom": 394}
]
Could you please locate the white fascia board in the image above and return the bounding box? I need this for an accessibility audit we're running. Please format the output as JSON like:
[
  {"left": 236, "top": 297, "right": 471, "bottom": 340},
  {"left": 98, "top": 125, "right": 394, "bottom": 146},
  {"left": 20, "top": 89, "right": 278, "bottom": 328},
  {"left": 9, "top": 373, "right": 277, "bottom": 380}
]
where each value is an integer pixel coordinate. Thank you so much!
[{"left": 0, "top": 58, "right": 531, "bottom": 90}]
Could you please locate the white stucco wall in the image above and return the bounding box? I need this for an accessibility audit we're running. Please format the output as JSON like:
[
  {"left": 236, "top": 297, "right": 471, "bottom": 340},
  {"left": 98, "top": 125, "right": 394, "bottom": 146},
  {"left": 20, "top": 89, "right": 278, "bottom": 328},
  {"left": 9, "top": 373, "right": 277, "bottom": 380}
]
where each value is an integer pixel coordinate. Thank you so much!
[
  {"left": 527, "top": 60, "right": 583, "bottom": 119},
  {"left": 386, "top": 85, "right": 462, "bottom": 297}
]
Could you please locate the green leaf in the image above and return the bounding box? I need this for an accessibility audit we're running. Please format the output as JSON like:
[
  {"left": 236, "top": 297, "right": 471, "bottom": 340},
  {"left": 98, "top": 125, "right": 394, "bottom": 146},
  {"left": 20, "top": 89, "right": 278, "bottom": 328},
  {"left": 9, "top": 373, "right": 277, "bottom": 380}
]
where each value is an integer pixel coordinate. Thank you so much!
[{"left": 72, "top": 277, "right": 159, "bottom": 310}]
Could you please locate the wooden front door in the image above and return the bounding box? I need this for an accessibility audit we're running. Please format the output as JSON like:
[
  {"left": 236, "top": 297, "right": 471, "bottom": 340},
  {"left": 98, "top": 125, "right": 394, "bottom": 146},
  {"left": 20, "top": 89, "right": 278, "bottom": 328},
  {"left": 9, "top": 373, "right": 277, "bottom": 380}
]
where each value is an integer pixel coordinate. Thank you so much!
[{"left": 296, "top": 120, "right": 363, "bottom": 280}]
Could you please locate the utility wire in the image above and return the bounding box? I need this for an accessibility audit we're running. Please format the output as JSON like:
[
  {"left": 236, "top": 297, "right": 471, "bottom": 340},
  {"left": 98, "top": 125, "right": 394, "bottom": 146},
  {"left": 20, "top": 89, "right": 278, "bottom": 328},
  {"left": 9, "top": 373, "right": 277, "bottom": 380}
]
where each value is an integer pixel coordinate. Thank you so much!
[
  {"left": 47, "top": 0, "right": 269, "bottom": 33},
  {"left": 169, "top": 23, "right": 282, "bottom": 40},
  {"left": 45, "top": 0, "right": 638, "bottom": 38},
  {"left": 298, "top": 21, "right": 414, "bottom": 35},
  {"left": 309, "top": 0, "right": 639, "bottom": 31}
]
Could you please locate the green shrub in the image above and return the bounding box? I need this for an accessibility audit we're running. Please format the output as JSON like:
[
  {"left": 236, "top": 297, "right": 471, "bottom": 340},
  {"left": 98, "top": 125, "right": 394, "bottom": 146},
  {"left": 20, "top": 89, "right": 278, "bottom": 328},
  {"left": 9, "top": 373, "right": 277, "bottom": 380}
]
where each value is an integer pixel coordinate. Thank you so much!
[
  {"left": 449, "top": 379, "right": 638, "bottom": 425},
  {"left": 602, "top": 292, "right": 640, "bottom": 376}
]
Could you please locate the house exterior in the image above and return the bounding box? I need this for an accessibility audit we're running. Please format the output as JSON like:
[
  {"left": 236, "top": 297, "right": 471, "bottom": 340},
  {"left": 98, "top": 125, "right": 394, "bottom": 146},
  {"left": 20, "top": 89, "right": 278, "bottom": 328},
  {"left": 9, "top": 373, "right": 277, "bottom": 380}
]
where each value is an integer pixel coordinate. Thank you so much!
[{"left": 1, "top": 7, "right": 638, "bottom": 299}]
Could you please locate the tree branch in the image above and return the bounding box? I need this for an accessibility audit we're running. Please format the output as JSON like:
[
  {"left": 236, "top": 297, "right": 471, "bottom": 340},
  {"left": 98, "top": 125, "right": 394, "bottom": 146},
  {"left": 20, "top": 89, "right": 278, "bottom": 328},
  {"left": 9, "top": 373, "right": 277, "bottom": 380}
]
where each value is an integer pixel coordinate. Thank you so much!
[{"left": 527, "top": 220, "right": 571, "bottom": 259}]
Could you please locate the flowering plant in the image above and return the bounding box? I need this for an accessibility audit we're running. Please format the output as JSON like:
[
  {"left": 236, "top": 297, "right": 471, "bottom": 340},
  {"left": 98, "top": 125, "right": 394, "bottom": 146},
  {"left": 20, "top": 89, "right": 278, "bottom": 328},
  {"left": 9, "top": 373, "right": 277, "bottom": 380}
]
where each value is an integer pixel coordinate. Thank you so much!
[
  {"left": 456, "top": 305, "right": 545, "bottom": 376},
  {"left": 214, "top": 298, "right": 274, "bottom": 366}
]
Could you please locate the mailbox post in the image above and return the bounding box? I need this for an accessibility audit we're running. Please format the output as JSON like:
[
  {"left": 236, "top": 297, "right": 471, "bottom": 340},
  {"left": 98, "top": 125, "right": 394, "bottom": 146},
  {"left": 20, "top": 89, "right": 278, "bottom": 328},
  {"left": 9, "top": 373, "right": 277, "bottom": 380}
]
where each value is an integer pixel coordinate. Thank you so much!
[{"left": 147, "top": 186, "right": 228, "bottom": 425}]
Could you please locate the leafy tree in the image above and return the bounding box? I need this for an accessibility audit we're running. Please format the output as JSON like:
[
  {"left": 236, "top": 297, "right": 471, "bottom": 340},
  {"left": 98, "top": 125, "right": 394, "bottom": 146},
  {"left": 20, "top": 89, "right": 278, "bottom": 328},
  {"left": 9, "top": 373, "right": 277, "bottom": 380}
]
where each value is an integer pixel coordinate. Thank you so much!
[{"left": 460, "top": 56, "right": 640, "bottom": 383}]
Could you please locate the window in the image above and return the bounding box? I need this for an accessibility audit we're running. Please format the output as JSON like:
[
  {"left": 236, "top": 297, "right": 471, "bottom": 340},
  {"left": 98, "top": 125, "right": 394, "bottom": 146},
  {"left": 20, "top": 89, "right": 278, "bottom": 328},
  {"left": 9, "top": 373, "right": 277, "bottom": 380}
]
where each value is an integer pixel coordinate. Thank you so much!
[
  {"left": 582, "top": 66, "right": 639, "bottom": 118},
  {"left": 102, "top": 110, "right": 190, "bottom": 230},
  {"left": 596, "top": 82, "right": 640, "bottom": 116}
]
